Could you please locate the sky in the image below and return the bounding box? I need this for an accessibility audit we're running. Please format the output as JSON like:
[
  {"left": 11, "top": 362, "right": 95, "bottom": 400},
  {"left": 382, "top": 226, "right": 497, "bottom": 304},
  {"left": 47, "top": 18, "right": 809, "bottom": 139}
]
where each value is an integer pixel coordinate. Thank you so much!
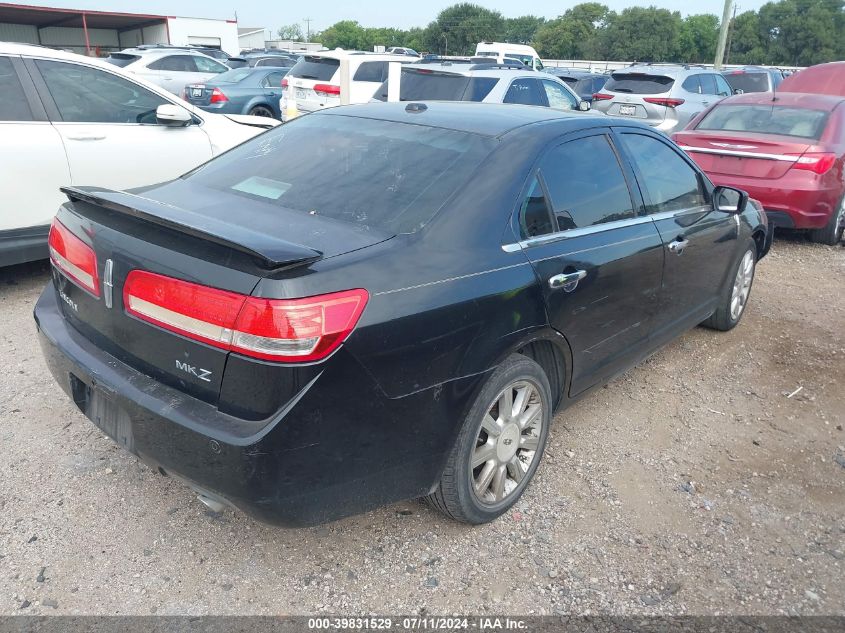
[{"left": 18, "top": 0, "right": 772, "bottom": 32}]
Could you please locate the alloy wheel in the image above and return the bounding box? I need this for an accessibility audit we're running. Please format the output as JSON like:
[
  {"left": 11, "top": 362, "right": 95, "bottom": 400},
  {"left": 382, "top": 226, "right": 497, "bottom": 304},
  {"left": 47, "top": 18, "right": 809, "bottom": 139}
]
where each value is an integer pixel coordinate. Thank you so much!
[
  {"left": 730, "top": 250, "right": 755, "bottom": 321},
  {"left": 470, "top": 379, "right": 546, "bottom": 506}
]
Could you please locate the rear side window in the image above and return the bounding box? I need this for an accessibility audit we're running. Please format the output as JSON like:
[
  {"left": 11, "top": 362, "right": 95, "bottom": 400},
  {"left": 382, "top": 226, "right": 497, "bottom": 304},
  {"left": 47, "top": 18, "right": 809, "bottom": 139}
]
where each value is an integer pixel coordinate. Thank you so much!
[
  {"left": 606, "top": 73, "right": 674, "bottom": 95},
  {"left": 722, "top": 72, "right": 770, "bottom": 93},
  {"left": 288, "top": 56, "right": 339, "bottom": 81},
  {"left": 699, "top": 74, "right": 718, "bottom": 95},
  {"left": 373, "top": 72, "right": 497, "bottom": 102},
  {"left": 0, "top": 57, "right": 33, "bottom": 121},
  {"left": 105, "top": 53, "right": 140, "bottom": 68},
  {"left": 518, "top": 177, "right": 554, "bottom": 238},
  {"left": 35, "top": 60, "right": 169, "bottom": 124},
  {"left": 186, "top": 114, "right": 495, "bottom": 234},
  {"left": 149, "top": 55, "right": 197, "bottom": 72},
  {"left": 194, "top": 56, "right": 228, "bottom": 73},
  {"left": 682, "top": 75, "right": 701, "bottom": 94},
  {"left": 503, "top": 79, "right": 545, "bottom": 106},
  {"left": 619, "top": 134, "right": 707, "bottom": 215},
  {"left": 353, "top": 61, "right": 386, "bottom": 83},
  {"left": 696, "top": 104, "right": 829, "bottom": 140},
  {"left": 539, "top": 135, "right": 635, "bottom": 231},
  {"left": 263, "top": 71, "right": 287, "bottom": 87}
]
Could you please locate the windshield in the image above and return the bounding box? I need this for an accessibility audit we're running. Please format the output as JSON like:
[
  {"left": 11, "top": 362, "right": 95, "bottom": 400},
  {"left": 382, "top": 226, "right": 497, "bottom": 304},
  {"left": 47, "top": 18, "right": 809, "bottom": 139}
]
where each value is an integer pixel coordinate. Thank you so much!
[
  {"left": 606, "top": 73, "right": 674, "bottom": 94},
  {"left": 185, "top": 114, "right": 495, "bottom": 234},
  {"left": 697, "top": 104, "right": 829, "bottom": 140},
  {"left": 373, "top": 71, "right": 498, "bottom": 102},
  {"left": 722, "top": 72, "right": 770, "bottom": 93},
  {"left": 105, "top": 54, "right": 140, "bottom": 68}
]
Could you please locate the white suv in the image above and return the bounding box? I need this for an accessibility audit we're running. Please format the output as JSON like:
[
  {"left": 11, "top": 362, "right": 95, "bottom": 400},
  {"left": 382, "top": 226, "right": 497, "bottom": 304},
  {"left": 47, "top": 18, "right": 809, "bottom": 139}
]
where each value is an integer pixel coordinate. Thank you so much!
[
  {"left": 0, "top": 43, "right": 278, "bottom": 267},
  {"left": 106, "top": 48, "right": 230, "bottom": 95},
  {"left": 281, "top": 51, "right": 412, "bottom": 120}
]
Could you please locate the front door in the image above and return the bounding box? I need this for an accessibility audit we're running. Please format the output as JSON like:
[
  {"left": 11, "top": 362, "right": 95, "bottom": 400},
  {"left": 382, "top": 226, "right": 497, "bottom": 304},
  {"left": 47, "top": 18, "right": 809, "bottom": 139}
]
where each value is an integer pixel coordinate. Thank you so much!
[
  {"left": 28, "top": 58, "right": 213, "bottom": 191},
  {"left": 510, "top": 131, "right": 665, "bottom": 395}
]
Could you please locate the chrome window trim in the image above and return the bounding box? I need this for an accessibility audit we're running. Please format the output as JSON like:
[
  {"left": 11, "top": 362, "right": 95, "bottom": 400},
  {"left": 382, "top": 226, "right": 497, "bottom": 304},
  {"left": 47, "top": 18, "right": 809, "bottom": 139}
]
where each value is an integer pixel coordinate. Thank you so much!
[
  {"left": 501, "top": 215, "right": 652, "bottom": 252},
  {"left": 677, "top": 145, "right": 796, "bottom": 162}
]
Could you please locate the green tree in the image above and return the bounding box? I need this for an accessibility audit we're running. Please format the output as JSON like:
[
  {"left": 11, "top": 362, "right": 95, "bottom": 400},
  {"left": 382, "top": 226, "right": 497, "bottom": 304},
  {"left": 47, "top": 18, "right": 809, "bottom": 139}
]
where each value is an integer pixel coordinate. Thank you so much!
[
  {"left": 319, "top": 20, "right": 367, "bottom": 50},
  {"left": 276, "top": 23, "right": 303, "bottom": 41},
  {"left": 504, "top": 15, "right": 546, "bottom": 45},
  {"left": 676, "top": 14, "right": 719, "bottom": 63},
  {"left": 423, "top": 3, "right": 506, "bottom": 55},
  {"left": 726, "top": 10, "right": 766, "bottom": 64},
  {"left": 533, "top": 3, "right": 611, "bottom": 59},
  {"left": 601, "top": 7, "right": 682, "bottom": 62}
]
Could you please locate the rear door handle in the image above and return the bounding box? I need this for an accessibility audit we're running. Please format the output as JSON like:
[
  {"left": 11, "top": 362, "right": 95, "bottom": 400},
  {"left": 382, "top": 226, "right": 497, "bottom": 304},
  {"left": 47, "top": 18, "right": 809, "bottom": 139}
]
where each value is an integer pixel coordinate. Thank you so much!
[
  {"left": 667, "top": 239, "right": 690, "bottom": 254},
  {"left": 549, "top": 270, "right": 587, "bottom": 290}
]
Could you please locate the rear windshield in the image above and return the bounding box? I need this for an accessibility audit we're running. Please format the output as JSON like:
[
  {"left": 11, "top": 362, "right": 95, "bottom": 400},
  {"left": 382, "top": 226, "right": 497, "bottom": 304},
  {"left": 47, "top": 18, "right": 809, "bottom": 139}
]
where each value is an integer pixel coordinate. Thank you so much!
[
  {"left": 214, "top": 68, "right": 254, "bottom": 83},
  {"left": 723, "top": 72, "right": 769, "bottom": 93},
  {"left": 287, "top": 56, "right": 339, "bottom": 81},
  {"left": 373, "top": 71, "right": 498, "bottom": 102},
  {"left": 185, "top": 114, "right": 495, "bottom": 234},
  {"left": 105, "top": 54, "right": 140, "bottom": 68},
  {"left": 697, "top": 104, "right": 830, "bottom": 140},
  {"left": 606, "top": 73, "right": 674, "bottom": 94}
]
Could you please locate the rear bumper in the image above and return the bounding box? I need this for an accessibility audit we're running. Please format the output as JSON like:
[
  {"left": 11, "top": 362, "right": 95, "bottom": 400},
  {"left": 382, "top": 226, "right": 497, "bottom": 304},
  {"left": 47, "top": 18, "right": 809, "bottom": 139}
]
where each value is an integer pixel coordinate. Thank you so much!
[
  {"left": 0, "top": 225, "right": 49, "bottom": 267},
  {"left": 34, "top": 283, "right": 472, "bottom": 526}
]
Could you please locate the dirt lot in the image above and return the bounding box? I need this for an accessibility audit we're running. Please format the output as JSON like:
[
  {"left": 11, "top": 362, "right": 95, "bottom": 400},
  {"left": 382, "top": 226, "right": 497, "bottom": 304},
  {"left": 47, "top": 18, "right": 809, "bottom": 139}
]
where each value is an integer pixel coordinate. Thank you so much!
[{"left": 1, "top": 236, "right": 843, "bottom": 616}]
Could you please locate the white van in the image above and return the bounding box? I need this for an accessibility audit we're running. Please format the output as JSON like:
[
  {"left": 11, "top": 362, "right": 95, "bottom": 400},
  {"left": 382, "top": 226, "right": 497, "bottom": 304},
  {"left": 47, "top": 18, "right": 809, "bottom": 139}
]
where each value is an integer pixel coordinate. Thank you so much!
[{"left": 475, "top": 42, "right": 543, "bottom": 71}]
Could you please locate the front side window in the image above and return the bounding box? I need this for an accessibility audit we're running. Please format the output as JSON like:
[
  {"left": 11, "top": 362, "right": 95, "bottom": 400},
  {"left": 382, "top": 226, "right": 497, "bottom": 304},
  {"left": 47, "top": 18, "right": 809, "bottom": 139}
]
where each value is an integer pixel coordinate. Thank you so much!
[
  {"left": 714, "top": 74, "right": 732, "bottom": 96},
  {"left": 35, "top": 60, "right": 170, "bottom": 124},
  {"left": 541, "top": 80, "right": 577, "bottom": 110},
  {"left": 540, "top": 135, "right": 635, "bottom": 230},
  {"left": 503, "top": 79, "right": 544, "bottom": 106},
  {"left": 263, "top": 71, "right": 286, "bottom": 88},
  {"left": 194, "top": 56, "right": 228, "bottom": 73},
  {"left": 619, "top": 134, "right": 707, "bottom": 215},
  {"left": 0, "top": 57, "right": 33, "bottom": 121}
]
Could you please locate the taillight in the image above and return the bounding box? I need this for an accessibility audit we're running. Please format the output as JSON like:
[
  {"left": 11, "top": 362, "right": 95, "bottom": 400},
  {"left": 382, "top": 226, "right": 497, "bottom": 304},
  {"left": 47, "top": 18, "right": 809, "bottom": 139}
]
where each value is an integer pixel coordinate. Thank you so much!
[
  {"left": 592, "top": 93, "right": 613, "bottom": 101},
  {"left": 123, "top": 270, "right": 368, "bottom": 363},
  {"left": 281, "top": 77, "right": 289, "bottom": 88},
  {"left": 644, "top": 97, "right": 685, "bottom": 108},
  {"left": 48, "top": 218, "right": 100, "bottom": 297},
  {"left": 314, "top": 83, "right": 341, "bottom": 96},
  {"left": 209, "top": 87, "right": 228, "bottom": 103},
  {"left": 788, "top": 152, "right": 837, "bottom": 175}
]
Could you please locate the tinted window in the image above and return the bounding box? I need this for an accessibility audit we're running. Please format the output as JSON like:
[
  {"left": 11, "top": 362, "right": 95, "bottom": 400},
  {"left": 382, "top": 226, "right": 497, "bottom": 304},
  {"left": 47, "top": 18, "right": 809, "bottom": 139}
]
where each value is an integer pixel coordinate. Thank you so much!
[
  {"left": 606, "top": 73, "right": 674, "bottom": 94},
  {"left": 540, "top": 135, "right": 635, "bottom": 231},
  {"left": 353, "top": 61, "right": 387, "bottom": 83},
  {"left": 722, "top": 72, "right": 770, "bottom": 93},
  {"left": 149, "top": 55, "right": 197, "bottom": 72},
  {"left": 36, "top": 60, "right": 169, "bottom": 124},
  {"left": 697, "top": 104, "right": 829, "bottom": 140},
  {"left": 620, "top": 134, "right": 707, "bottom": 214},
  {"left": 263, "top": 71, "right": 287, "bottom": 87},
  {"left": 503, "top": 79, "right": 544, "bottom": 106},
  {"left": 105, "top": 53, "right": 140, "bottom": 68},
  {"left": 542, "top": 80, "right": 577, "bottom": 109},
  {"left": 699, "top": 74, "right": 718, "bottom": 95},
  {"left": 0, "top": 57, "right": 33, "bottom": 121},
  {"left": 373, "top": 72, "right": 497, "bottom": 102},
  {"left": 288, "top": 56, "right": 339, "bottom": 81},
  {"left": 518, "top": 177, "right": 554, "bottom": 238},
  {"left": 187, "top": 115, "right": 494, "bottom": 234},
  {"left": 682, "top": 75, "right": 701, "bottom": 94},
  {"left": 714, "top": 74, "right": 732, "bottom": 96},
  {"left": 194, "top": 56, "right": 228, "bottom": 73}
]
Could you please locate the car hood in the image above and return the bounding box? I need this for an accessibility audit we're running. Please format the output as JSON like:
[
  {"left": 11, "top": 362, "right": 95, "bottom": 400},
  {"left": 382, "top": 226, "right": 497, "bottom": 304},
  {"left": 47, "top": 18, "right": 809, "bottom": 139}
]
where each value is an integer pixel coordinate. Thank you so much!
[{"left": 223, "top": 113, "right": 281, "bottom": 129}]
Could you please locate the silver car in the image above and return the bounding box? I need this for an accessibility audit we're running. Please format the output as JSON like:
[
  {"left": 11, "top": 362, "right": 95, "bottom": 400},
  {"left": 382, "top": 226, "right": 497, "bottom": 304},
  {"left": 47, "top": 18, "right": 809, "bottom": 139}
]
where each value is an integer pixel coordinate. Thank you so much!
[{"left": 592, "top": 64, "right": 733, "bottom": 134}]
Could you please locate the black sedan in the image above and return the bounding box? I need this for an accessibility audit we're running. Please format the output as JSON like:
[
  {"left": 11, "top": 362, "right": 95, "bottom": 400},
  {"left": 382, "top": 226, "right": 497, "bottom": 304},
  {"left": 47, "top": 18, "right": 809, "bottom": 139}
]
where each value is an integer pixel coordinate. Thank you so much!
[{"left": 35, "top": 103, "right": 771, "bottom": 527}]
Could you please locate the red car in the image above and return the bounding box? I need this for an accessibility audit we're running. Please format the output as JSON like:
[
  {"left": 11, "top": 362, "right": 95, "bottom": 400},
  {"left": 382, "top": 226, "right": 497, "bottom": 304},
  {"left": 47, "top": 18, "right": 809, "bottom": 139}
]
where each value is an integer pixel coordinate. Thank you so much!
[{"left": 673, "top": 92, "right": 845, "bottom": 244}]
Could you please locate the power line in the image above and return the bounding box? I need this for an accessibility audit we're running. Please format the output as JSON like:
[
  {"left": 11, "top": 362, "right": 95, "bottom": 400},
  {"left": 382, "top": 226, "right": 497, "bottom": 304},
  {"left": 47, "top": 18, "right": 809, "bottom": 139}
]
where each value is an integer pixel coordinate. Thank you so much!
[{"left": 304, "top": 17, "right": 313, "bottom": 43}]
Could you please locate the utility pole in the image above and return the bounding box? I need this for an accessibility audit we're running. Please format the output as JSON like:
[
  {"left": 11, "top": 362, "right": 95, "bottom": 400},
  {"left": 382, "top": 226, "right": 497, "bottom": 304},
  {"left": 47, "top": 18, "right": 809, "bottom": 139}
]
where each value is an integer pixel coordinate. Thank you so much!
[
  {"left": 725, "top": 3, "right": 738, "bottom": 66},
  {"left": 714, "top": 0, "right": 733, "bottom": 70},
  {"left": 304, "top": 17, "right": 312, "bottom": 43}
]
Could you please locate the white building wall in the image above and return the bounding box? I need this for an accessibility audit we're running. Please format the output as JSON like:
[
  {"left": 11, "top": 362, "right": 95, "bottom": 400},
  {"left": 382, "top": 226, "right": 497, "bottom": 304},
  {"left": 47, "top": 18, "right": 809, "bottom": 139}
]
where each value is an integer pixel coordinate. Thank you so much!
[
  {"left": 118, "top": 23, "right": 168, "bottom": 48},
  {"left": 238, "top": 30, "right": 266, "bottom": 51},
  {"left": 166, "top": 17, "right": 238, "bottom": 54}
]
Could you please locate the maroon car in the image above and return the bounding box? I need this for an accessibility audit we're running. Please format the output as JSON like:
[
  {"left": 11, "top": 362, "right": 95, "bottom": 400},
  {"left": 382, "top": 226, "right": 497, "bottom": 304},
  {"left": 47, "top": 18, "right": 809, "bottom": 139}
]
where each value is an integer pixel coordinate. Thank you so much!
[{"left": 673, "top": 92, "right": 845, "bottom": 245}]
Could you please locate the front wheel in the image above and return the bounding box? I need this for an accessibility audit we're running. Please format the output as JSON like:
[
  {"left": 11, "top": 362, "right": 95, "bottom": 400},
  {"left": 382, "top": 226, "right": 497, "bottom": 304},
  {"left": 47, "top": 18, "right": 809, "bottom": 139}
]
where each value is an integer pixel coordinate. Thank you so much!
[
  {"left": 702, "top": 240, "right": 756, "bottom": 331},
  {"left": 809, "top": 197, "right": 845, "bottom": 246},
  {"left": 425, "top": 354, "right": 552, "bottom": 524}
]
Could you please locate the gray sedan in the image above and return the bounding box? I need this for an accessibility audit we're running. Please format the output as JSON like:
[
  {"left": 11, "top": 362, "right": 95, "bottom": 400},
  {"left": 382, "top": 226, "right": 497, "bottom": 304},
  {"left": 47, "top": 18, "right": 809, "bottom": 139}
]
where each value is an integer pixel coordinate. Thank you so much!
[{"left": 184, "top": 67, "right": 288, "bottom": 119}]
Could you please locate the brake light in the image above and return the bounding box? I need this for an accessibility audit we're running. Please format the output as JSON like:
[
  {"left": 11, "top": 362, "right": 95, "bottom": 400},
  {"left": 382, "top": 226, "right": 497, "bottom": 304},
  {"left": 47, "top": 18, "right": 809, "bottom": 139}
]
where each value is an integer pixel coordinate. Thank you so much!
[
  {"left": 314, "top": 83, "right": 341, "bottom": 96},
  {"left": 48, "top": 218, "right": 100, "bottom": 297},
  {"left": 644, "top": 97, "right": 685, "bottom": 108},
  {"left": 123, "top": 270, "right": 368, "bottom": 362},
  {"left": 281, "top": 77, "right": 289, "bottom": 88},
  {"left": 209, "top": 87, "right": 228, "bottom": 104},
  {"left": 788, "top": 152, "right": 837, "bottom": 175},
  {"left": 592, "top": 93, "right": 613, "bottom": 101}
]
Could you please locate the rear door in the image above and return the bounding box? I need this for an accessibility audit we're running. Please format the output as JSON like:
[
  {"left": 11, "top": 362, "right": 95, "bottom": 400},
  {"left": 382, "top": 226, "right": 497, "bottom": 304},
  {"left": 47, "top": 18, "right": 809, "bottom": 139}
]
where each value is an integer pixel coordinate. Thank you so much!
[
  {"left": 0, "top": 55, "right": 70, "bottom": 248},
  {"left": 510, "top": 131, "right": 664, "bottom": 395},
  {"left": 147, "top": 55, "right": 204, "bottom": 94},
  {"left": 502, "top": 78, "right": 546, "bottom": 106},
  {"left": 615, "top": 130, "right": 738, "bottom": 339},
  {"left": 28, "top": 58, "right": 213, "bottom": 191}
]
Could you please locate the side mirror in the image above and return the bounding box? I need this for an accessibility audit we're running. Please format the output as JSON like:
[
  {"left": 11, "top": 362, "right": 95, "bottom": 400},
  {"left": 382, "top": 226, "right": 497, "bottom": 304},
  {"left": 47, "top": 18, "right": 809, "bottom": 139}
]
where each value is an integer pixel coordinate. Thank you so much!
[
  {"left": 733, "top": 88, "right": 744, "bottom": 95},
  {"left": 713, "top": 186, "right": 748, "bottom": 214},
  {"left": 578, "top": 100, "right": 591, "bottom": 112},
  {"left": 156, "top": 104, "right": 193, "bottom": 127}
]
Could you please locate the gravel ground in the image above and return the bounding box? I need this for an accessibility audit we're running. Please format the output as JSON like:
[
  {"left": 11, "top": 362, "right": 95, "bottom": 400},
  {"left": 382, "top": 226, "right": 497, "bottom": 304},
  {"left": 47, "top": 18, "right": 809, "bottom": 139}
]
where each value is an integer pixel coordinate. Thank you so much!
[{"left": 1, "top": 236, "right": 843, "bottom": 616}]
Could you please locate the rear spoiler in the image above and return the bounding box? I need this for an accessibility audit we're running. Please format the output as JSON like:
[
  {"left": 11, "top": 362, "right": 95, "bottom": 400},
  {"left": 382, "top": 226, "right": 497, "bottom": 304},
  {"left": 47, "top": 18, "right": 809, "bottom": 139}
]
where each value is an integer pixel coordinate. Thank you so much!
[{"left": 61, "top": 186, "right": 322, "bottom": 270}]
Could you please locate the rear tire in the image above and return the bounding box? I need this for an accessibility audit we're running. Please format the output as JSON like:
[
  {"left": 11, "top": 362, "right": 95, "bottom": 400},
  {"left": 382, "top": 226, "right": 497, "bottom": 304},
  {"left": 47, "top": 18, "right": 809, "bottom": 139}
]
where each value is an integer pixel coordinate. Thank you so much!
[
  {"left": 702, "top": 239, "right": 756, "bottom": 332},
  {"left": 248, "top": 105, "right": 275, "bottom": 118},
  {"left": 425, "top": 354, "right": 552, "bottom": 524},
  {"left": 809, "top": 196, "right": 845, "bottom": 246}
]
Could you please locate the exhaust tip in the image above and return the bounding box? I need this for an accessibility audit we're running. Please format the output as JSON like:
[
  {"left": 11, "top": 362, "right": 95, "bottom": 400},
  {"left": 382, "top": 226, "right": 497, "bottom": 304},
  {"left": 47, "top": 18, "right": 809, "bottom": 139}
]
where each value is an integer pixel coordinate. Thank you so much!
[{"left": 197, "top": 494, "right": 225, "bottom": 514}]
